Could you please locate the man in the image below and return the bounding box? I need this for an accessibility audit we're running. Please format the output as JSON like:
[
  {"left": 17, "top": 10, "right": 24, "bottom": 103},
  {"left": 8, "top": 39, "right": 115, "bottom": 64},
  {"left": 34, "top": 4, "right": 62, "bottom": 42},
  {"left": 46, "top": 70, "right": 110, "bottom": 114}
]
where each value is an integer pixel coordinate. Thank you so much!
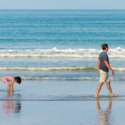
[{"left": 95, "top": 44, "right": 118, "bottom": 97}]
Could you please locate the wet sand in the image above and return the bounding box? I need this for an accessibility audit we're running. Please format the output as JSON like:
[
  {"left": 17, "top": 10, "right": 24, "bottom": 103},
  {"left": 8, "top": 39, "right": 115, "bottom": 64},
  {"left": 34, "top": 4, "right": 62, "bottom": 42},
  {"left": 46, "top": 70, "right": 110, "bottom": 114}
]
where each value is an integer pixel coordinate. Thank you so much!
[{"left": 0, "top": 80, "right": 125, "bottom": 125}]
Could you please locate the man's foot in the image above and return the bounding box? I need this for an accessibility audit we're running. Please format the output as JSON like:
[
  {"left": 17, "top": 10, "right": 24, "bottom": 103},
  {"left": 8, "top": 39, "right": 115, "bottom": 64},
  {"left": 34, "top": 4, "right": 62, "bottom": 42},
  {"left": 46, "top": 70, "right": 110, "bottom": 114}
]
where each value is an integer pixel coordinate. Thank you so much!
[
  {"left": 110, "top": 94, "right": 118, "bottom": 97},
  {"left": 95, "top": 95, "right": 99, "bottom": 98}
]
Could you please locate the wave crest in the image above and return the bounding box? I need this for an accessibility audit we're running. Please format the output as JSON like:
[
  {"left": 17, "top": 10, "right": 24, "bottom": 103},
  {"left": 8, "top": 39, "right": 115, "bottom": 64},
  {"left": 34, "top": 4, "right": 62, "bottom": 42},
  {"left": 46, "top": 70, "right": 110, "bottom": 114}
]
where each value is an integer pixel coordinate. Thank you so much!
[
  {"left": 6, "top": 76, "right": 125, "bottom": 81},
  {"left": 0, "top": 47, "right": 125, "bottom": 58},
  {"left": 0, "top": 66, "right": 125, "bottom": 72}
]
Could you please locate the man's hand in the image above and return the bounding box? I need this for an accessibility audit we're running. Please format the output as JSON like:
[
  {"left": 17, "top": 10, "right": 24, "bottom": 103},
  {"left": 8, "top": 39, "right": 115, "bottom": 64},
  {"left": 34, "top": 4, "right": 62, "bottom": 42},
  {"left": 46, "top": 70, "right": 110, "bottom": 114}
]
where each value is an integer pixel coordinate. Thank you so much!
[
  {"left": 111, "top": 69, "right": 114, "bottom": 75},
  {"left": 97, "top": 69, "right": 100, "bottom": 73}
]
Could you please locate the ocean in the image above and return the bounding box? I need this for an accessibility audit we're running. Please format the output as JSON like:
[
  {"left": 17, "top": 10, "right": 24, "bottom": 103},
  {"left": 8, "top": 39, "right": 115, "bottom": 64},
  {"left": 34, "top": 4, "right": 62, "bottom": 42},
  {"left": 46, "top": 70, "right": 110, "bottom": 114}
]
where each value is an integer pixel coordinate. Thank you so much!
[
  {"left": 0, "top": 10, "right": 125, "bottom": 81},
  {"left": 1, "top": 10, "right": 125, "bottom": 125}
]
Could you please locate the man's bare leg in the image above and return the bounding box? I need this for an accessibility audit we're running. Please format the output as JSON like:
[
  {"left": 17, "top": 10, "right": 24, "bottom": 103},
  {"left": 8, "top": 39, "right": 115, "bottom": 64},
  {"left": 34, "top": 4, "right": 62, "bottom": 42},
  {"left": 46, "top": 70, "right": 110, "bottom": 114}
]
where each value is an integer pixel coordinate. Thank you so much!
[
  {"left": 96, "top": 100, "right": 101, "bottom": 110},
  {"left": 107, "top": 100, "right": 112, "bottom": 111},
  {"left": 106, "top": 81, "right": 118, "bottom": 97},
  {"left": 95, "top": 82, "right": 104, "bottom": 97}
]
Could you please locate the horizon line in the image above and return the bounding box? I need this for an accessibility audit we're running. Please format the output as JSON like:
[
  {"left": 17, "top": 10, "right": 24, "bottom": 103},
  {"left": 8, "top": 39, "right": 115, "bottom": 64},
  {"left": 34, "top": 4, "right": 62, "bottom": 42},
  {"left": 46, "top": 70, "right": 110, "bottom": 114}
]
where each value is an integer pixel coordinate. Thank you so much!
[{"left": 0, "top": 9, "right": 125, "bottom": 10}]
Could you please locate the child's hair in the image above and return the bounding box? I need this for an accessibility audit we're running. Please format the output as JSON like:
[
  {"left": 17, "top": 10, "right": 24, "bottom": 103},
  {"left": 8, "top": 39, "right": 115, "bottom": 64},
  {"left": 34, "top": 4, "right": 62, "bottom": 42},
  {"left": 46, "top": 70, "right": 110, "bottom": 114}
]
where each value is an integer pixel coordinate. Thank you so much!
[
  {"left": 101, "top": 44, "right": 108, "bottom": 50},
  {"left": 14, "top": 77, "right": 21, "bottom": 84}
]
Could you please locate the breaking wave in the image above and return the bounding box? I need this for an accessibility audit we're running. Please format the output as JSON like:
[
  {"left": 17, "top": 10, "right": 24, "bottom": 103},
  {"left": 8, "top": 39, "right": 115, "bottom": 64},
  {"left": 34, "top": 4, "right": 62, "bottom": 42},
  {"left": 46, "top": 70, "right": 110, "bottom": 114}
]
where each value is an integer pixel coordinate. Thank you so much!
[
  {"left": 0, "top": 47, "right": 125, "bottom": 58},
  {"left": 6, "top": 76, "right": 125, "bottom": 81},
  {"left": 0, "top": 66, "right": 125, "bottom": 72}
]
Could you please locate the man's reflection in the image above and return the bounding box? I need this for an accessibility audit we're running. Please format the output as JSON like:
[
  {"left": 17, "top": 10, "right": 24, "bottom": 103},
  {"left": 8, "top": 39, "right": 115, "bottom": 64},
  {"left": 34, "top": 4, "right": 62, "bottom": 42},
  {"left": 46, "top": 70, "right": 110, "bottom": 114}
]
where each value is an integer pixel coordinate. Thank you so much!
[
  {"left": 96, "top": 100, "right": 112, "bottom": 125},
  {"left": 2, "top": 93, "right": 21, "bottom": 114}
]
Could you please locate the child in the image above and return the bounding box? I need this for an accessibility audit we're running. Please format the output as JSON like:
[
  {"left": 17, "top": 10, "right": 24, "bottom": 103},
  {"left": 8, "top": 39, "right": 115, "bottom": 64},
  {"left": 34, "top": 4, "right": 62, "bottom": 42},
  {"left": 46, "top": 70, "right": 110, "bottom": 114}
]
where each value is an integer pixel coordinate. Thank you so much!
[{"left": 1, "top": 76, "right": 21, "bottom": 93}]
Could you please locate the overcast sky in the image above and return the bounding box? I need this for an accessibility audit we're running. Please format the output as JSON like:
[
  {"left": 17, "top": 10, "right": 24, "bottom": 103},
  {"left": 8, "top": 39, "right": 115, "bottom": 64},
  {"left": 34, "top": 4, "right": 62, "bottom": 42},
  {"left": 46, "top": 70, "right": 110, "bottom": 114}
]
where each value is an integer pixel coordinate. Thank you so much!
[{"left": 0, "top": 0, "right": 125, "bottom": 9}]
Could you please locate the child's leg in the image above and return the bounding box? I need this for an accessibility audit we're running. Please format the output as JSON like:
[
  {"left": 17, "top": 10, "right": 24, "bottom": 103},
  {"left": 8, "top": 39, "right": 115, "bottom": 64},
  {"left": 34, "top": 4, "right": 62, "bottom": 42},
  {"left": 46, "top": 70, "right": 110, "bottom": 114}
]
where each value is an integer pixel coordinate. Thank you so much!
[
  {"left": 2, "top": 79, "right": 11, "bottom": 93},
  {"left": 7, "top": 84, "right": 11, "bottom": 93}
]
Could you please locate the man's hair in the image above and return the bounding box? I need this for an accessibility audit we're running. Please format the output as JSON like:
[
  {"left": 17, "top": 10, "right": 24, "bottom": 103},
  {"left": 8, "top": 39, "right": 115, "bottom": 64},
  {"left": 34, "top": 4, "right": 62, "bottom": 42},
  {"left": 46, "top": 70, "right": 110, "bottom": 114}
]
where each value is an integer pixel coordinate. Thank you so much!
[
  {"left": 14, "top": 77, "right": 21, "bottom": 84},
  {"left": 101, "top": 44, "right": 108, "bottom": 50}
]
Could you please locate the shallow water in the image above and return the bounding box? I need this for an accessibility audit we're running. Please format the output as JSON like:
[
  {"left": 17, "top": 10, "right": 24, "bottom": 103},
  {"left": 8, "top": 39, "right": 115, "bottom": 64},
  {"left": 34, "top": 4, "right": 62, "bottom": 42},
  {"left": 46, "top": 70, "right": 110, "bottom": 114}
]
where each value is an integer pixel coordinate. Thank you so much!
[
  {"left": 0, "top": 80, "right": 125, "bottom": 101},
  {"left": 0, "top": 80, "right": 125, "bottom": 125},
  {"left": 0, "top": 101, "right": 125, "bottom": 125}
]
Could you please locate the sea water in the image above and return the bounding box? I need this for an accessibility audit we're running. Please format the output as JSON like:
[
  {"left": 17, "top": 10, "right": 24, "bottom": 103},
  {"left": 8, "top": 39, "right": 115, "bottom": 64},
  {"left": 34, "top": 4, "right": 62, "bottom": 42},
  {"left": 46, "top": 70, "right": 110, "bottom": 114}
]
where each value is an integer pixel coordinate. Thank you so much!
[
  {"left": 1, "top": 10, "right": 125, "bottom": 125},
  {"left": 0, "top": 10, "right": 125, "bottom": 81}
]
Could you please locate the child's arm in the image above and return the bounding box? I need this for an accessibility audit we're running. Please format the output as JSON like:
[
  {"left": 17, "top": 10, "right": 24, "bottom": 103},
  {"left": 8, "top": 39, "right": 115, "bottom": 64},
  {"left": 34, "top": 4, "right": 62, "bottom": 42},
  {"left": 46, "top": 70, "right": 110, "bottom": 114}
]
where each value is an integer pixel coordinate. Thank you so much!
[{"left": 11, "top": 78, "right": 15, "bottom": 93}]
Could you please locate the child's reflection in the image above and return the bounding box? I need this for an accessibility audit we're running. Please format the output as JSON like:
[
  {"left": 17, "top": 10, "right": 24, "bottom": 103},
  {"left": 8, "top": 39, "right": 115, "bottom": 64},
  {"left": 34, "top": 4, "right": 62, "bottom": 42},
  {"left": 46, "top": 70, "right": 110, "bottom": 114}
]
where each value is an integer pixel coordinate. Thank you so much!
[
  {"left": 96, "top": 100, "right": 112, "bottom": 125},
  {"left": 2, "top": 93, "right": 21, "bottom": 114}
]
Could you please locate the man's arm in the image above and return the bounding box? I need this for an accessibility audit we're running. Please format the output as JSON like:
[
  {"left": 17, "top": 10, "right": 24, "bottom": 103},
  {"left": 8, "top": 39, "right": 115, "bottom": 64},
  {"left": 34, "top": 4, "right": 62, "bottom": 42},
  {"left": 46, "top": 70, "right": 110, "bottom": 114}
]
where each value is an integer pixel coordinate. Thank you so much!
[
  {"left": 104, "top": 61, "right": 114, "bottom": 75},
  {"left": 97, "top": 59, "right": 100, "bottom": 73}
]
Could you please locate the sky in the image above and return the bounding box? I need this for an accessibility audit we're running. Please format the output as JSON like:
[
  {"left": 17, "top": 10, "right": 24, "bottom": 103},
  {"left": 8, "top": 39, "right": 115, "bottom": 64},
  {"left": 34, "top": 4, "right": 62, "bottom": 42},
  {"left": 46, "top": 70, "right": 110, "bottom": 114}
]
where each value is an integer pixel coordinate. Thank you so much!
[{"left": 0, "top": 0, "right": 125, "bottom": 9}]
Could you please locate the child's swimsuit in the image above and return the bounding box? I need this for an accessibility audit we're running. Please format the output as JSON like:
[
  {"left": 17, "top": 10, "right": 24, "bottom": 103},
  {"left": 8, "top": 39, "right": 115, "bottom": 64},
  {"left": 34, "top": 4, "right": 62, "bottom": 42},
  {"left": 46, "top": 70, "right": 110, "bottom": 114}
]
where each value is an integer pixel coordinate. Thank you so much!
[{"left": 1, "top": 76, "right": 13, "bottom": 85}]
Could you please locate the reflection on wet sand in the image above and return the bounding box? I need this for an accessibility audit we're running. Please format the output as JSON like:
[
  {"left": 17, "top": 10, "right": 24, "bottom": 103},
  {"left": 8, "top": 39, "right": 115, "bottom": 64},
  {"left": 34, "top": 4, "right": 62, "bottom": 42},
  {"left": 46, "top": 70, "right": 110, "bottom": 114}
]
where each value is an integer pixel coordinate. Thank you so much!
[
  {"left": 96, "top": 100, "right": 112, "bottom": 125},
  {"left": 2, "top": 93, "right": 21, "bottom": 114}
]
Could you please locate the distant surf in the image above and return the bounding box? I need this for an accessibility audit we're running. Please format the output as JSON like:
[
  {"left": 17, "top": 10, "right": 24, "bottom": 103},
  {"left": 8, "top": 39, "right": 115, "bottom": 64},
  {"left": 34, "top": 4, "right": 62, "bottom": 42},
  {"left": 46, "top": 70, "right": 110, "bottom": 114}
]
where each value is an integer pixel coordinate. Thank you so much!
[
  {"left": 0, "top": 66, "right": 125, "bottom": 72},
  {"left": 0, "top": 76, "right": 123, "bottom": 81},
  {"left": 0, "top": 47, "right": 125, "bottom": 58}
]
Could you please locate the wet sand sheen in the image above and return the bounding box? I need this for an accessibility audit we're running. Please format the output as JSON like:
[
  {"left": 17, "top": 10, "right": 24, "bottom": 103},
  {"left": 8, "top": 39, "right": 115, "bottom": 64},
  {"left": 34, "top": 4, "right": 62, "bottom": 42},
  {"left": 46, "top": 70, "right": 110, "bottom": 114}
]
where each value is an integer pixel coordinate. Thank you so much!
[
  {"left": 0, "top": 101, "right": 125, "bottom": 125},
  {"left": 0, "top": 80, "right": 125, "bottom": 125},
  {"left": 0, "top": 80, "right": 124, "bottom": 101}
]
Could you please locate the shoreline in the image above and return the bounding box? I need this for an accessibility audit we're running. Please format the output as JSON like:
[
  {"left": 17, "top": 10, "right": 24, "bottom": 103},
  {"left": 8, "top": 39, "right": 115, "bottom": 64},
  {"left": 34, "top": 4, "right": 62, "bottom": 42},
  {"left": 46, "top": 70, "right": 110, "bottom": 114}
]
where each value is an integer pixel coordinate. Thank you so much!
[{"left": 0, "top": 80, "right": 124, "bottom": 101}]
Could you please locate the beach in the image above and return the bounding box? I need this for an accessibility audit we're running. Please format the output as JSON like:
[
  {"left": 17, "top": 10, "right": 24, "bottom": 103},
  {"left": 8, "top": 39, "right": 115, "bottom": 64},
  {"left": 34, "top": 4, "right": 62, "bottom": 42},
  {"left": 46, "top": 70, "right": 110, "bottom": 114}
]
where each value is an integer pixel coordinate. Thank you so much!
[
  {"left": 1, "top": 101, "right": 125, "bottom": 125},
  {"left": 0, "top": 80, "right": 125, "bottom": 125}
]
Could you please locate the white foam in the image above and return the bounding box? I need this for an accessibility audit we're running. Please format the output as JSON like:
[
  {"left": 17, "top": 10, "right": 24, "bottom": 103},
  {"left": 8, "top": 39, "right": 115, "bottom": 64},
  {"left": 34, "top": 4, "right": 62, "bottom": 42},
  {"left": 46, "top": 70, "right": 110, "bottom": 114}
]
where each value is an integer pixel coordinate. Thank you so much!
[
  {"left": 12, "top": 76, "right": 125, "bottom": 81},
  {"left": 0, "top": 66, "right": 97, "bottom": 71},
  {"left": 0, "top": 66, "right": 125, "bottom": 71},
  {"left": 0, "top": 47, "right": 125, "bottom": 58}
]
